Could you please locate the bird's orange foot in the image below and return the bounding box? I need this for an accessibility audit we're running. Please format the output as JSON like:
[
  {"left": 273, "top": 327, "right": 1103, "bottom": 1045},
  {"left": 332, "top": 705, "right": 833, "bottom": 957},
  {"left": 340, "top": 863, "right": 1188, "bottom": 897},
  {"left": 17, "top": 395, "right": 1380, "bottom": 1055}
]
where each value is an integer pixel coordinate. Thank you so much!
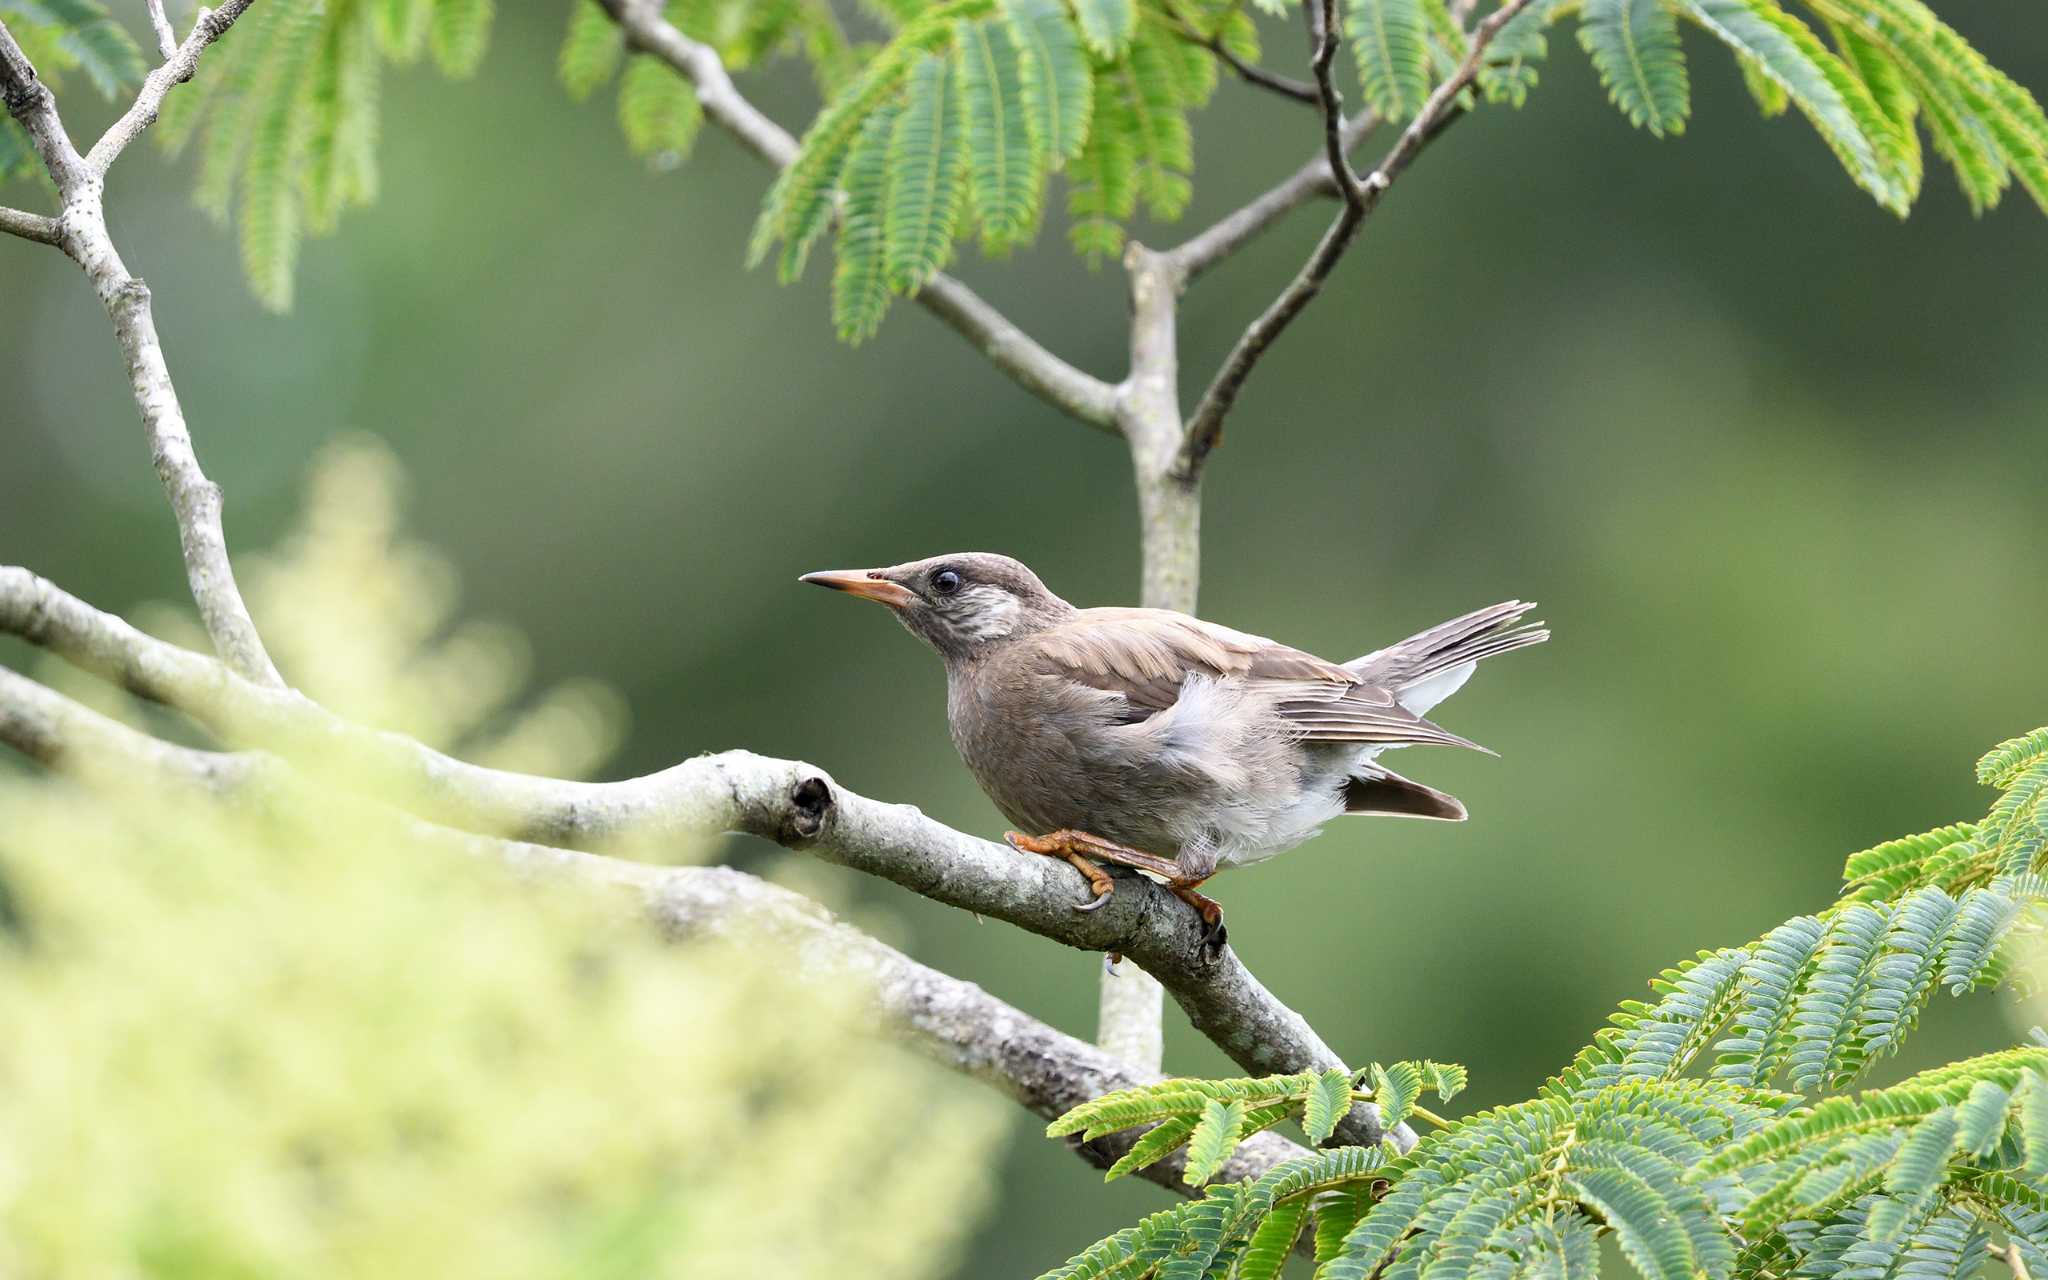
[
  {"left": 1172, "top": 881, "right": 1228, "bottom": 961},
  {"left": 1005, "top": 830, "right": 1116, "bottom": 911},
  {"left": 1003, "top": 829, "right": 1226, "bottom": 959}
]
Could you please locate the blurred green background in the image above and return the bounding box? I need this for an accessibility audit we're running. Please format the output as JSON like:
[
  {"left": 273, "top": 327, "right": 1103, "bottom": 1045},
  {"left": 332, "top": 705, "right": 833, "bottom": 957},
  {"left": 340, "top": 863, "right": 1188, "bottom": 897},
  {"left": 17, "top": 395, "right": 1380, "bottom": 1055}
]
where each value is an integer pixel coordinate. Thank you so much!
[{"left": 2, "top": 4, "right": 2045, "bottom": 1272}]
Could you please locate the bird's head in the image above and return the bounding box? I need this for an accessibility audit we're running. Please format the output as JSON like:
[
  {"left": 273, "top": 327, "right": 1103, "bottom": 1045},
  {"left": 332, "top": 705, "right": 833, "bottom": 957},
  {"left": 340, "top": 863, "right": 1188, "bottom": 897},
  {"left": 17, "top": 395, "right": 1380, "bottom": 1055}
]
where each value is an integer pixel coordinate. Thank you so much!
[{"left": 800, "top": 552, "right": 1071, "bottom": 660}]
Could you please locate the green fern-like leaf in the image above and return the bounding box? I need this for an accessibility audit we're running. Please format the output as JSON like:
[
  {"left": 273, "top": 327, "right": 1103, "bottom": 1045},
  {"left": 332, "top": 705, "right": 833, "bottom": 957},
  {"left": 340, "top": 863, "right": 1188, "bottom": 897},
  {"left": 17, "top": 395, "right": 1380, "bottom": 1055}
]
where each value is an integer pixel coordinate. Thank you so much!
[
  {"left": 617, "top": 55, "right": 703, "bottom": 161},
  {"left": 1823, "top": 16, "right": 1924, "bottom": 203},
  {"left": 1373, "top": 1061, "right": 1424, "bottom": 1133},
  {"left": 1071, "top": 0, "right": 1135, "bottom": 57},
  {"left": 238, "top": 4, "right": 325, "bottom": 311},
  {"left": 1348, "top": 0, "right": 1433, "bottom": 120},
  {"left": 1672, "top": 0, "right": 1910, "bottom": 212},
  {"left": 1578, "top": 0, "right": 1690, "bottom": 135},
  {"left": 1786, "top": 901, "right": 1890, "bottom": 1090},
  {"left": 301, "top": 0, "right": 381, "bottom": 234},
  {"left": 1858, "top": 887, "right": 1960, "bottom": 1059},
  {"left": 1739, "top": 52, "right": 1790, "bottom": 114},
  {"left": 1938, "top": 881, "right": 2027, "bottom": 993},
  {"left": 1184, "top": 1098, "right": 1249, "bottom": 1186},
  {"left": 1066, "top": 66, "right": 1136, "bottom": 260},
  {"left": 560, "top": 0, "right": 625, "bottom": 100},
  {"left": 1982, "top": 730, "right": 2048, "bottom": 788},
  {"left": 885, "top": 50, "right": 970, "bottom": 291},
  {"left": 1002, "top": 0, "right": 1091, "bottom": 166},
  {"left": 377, "top": 0, "right": 432, "bottom": 61},
  {"left": 1237, "top": 1197, "right": 1310, "bottom": 1280},
  {"left": 831, "top": 100, "right": 901, "bottom": 342},
  {"left": 429, "top": 0, "right": 492, "bottom": 77},
  {"left": 1105, "top": 1114, "right": 1200, "bottom": 1181},
  {"left": 955, "top": 18, "right": 1042, "bottom": 252},
  {"left": 1107, "top": 21, "right": 1192, "bottom": 219},
  {"left": 1713, "top": 914, "right": 1826, "bottom": 1087},
  {"left": 752, "top": 0, "right": 994, "bottom": 276},
  {"left": 1304, "top": 1068, "right": 1355, "bottom": 1146}
]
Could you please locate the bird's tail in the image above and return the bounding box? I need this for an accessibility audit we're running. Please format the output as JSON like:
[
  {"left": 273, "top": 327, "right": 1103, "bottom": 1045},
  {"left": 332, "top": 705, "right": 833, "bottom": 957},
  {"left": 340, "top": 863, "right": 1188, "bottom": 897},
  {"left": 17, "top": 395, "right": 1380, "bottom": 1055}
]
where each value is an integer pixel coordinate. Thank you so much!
[{"left": 1345, "top": 601, "right": 1548, "bottom": 716}]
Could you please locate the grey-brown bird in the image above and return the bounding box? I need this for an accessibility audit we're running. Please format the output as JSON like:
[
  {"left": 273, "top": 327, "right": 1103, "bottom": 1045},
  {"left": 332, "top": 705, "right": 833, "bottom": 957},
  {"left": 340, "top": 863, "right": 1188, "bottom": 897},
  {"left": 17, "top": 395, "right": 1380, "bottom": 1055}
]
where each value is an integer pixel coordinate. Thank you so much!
[{"left": 800, "top": 553, "right": 1546, "bottom": 951}]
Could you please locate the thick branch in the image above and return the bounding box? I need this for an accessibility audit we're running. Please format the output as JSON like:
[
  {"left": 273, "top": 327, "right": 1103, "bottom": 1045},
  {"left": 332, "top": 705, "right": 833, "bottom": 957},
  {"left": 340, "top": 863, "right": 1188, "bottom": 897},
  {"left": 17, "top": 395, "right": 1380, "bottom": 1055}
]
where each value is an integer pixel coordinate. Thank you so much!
[
  {"left": 0, "top": 565, "right": 1412, "bottom": 1148},
  {"left": 1174, "top": 0, "right": 1534, "bottom": 479},
  {"left": 595, "top": 0, "right": 1121, "bottom": 432},
  {"left": 0, "top": 664, "right": 1316, "bottom": 1193},
  {"left": 0, "top": 10, "right": 283, "bottom": 689}
]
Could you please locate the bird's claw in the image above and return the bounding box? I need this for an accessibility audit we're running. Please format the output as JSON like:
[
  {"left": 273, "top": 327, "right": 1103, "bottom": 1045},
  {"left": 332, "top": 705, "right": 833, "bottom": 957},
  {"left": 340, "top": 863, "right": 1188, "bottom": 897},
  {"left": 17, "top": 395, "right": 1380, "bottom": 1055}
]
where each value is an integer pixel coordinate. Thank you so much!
[
  {"left": 1075, "top": 888, "right": 1111, "bottom": 912},
  {"left": 1198, "top": 914, "right": 1228, "bottom": 964}
]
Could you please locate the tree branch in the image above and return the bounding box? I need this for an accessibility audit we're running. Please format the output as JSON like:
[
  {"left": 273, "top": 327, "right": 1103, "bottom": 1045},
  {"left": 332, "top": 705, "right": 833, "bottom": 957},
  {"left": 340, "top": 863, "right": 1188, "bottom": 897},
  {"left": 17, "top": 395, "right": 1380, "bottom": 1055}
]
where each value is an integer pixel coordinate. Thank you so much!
[
  {"left": 0, "top": 564, "right": 1413, "bottom": 1149},
  {"left": 1174, "top": 0, "right": 1533, "bottom": 480},
  {"left": 87, "top": 0, "right": 257, "bottom": 175},
  {"left": 0, "top": 662, "right": 1320, "bottom": 1193},
  {"left": 0, "top": 204, "right": 61, "bottom": 244},
  {"left": 1161, "top": 109, "right": 1382, "bottom": 284},
  {"left": 594, "top": 0, "right": 1122, "bottom": 433},
  {"left": 144, "top": 0, "right": 178, "bottom": 61},
  {"left": 0, "top": 10, "right": 283, "bottom": 689}
]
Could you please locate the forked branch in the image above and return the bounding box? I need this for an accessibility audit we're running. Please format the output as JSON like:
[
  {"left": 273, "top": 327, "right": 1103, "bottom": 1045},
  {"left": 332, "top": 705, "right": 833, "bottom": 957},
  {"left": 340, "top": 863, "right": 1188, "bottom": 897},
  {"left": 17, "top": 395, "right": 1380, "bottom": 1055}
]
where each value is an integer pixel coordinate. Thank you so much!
[
  {"left": 0, "top": 6, "right": 283, "bottom": 689},
  {"left": 594, "top": 0, "right": 1122, "bottom": 432},
  {"left": 1174, "top": 0, "right": 1536, "bottom": 479}
]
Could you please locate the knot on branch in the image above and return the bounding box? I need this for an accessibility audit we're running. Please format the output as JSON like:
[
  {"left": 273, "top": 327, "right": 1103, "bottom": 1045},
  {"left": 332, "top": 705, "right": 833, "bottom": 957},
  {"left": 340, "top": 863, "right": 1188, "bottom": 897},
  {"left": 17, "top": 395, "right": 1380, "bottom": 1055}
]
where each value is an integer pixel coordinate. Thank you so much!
[
  {"left": 784, "top": 773, "right": 834, "bottom": 842},
  {"left": 3, "top": 75, "right": 47, "bottom": 120}
]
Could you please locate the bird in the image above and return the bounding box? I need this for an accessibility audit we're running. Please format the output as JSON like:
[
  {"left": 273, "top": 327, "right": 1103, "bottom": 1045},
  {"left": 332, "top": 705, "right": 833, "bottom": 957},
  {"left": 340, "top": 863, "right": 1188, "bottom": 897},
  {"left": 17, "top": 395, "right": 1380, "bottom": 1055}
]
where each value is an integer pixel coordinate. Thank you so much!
[{"left": 799, "top": 553, "right": 1546, "bottom": 955}]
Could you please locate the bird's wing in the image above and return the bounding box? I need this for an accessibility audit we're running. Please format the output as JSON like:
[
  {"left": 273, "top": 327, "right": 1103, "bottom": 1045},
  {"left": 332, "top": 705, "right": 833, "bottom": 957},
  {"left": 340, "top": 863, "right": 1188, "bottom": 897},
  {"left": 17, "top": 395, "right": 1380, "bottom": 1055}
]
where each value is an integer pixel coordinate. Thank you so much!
[{"left": 1032, "top": 609, "right": 1482, "bottom": 748}]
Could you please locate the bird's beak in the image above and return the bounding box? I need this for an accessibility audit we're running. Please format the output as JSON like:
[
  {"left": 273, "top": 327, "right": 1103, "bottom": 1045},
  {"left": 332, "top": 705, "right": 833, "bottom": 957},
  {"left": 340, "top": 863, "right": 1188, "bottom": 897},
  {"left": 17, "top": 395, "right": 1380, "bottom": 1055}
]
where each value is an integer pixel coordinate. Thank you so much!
[{"left": 799, "top": 569, "right": 918, "bottom": 609}]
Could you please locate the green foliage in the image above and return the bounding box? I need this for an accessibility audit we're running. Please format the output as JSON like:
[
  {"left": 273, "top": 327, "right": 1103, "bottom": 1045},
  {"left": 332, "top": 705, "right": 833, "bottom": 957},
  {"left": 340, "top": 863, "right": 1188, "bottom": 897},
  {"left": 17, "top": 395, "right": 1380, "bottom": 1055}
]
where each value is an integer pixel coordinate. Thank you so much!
[
  {"left": 128, "top": 0, "right": 494, "bottom": 311},
  {"left": 1038, "top": 730, "right": 2048, "bottom": 1280},
  {"left": 0, "top": 441, "right": 1007, "bottom": 1276},
  {"left": 1578, "top": 0, "right": 1690, "bottom": 135},
  {"left": 618, "top": 54, "right": 703, "bottom": 163},
  {"left": 1347, "top": 0, "right": 1433, "bottom": 121}
]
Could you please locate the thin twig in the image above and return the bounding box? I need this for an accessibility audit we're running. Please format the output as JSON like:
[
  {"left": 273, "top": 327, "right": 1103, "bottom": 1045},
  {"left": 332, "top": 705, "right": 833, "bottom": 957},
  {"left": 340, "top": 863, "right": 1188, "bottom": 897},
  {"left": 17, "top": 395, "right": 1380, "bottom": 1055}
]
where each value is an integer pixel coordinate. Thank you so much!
[
  {"left": 2003, "top": 1242, "right": 2036, "bottom": 1280},
  {"left": 144, "top": 0, "right": 177, "bottom": 60},
  {"left": 1160, "top": 108, "right": 1382, "bottom": 283},
  {"left": 1174, "top": 0, "right": 1534, "bottom": 479},
  {"left": 1161, "top": 0, "right": 1320, "bottom": 105},
  {"left": 594, "top": 0, "right": 1121, "bottom": 432},
  {"left": 0, "top": 204, "right": 61, "bottom": 244}
]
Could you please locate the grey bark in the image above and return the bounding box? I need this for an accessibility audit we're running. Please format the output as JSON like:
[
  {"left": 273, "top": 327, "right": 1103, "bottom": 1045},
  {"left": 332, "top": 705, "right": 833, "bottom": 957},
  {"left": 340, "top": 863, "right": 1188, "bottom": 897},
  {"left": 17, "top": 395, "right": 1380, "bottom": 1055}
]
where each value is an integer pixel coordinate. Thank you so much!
[
  {"left": 0, "top": 664, "right": 1317, "bottom": 1194},
  {"left": 0, "top": 565, "right": 1411, "bottom": 1149}
]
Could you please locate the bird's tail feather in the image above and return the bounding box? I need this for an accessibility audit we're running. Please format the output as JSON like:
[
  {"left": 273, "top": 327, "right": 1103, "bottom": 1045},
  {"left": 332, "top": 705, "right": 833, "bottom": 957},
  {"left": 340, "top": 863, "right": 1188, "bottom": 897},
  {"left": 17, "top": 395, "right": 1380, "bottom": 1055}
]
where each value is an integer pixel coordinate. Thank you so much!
[{"left": 1345, "top": 600, "right": 1549, "bottom": 690}]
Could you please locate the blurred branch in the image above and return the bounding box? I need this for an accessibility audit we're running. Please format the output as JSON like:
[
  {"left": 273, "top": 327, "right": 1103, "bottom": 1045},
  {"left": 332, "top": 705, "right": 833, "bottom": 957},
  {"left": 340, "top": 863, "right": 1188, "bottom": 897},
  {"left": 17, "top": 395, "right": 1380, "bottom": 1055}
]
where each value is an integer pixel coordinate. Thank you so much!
[
  {"left": 0, "top": 565, "right": 1412, "bottom": 1151},
  {"left": 0, "top": 663, "right": 1320, "bottom": 1192},
  {"left": 0, "top": 10, "right": 283, "bottom": 690},
  {"left": 594, "top": 0, "right": 1122, "bottom": 432},
  {"left": 1174, "top": 0, "right": 1532, "bottom": 480},
  {"left": 144, "top": 0, "right": 178, "bottom": 61},
  {"left": 0, "top": 204, "right": 61, "bottom": 244}
]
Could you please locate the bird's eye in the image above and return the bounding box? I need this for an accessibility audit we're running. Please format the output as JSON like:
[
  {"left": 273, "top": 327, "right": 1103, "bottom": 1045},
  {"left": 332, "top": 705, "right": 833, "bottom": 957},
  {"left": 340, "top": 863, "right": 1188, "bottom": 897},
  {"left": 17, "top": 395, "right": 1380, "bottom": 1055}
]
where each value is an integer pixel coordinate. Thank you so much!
[{"left": 931, "top": 569, "right": 962, "bottom": 596}]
